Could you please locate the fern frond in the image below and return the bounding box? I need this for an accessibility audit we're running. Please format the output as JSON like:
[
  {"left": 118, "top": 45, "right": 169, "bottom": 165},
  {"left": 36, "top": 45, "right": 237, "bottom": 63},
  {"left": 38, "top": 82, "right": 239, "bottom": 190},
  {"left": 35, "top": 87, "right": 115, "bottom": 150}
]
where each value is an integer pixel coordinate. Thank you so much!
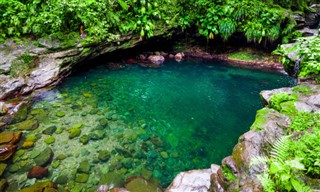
[
  {"left": 270, "top": 135, "right": 291, "bottom": 161},
  {"left": 257, "top": 173, "right": 276, "bottom": 192},
  {"left": 250, "top": 155, "right": 269, "bottom": 168}
]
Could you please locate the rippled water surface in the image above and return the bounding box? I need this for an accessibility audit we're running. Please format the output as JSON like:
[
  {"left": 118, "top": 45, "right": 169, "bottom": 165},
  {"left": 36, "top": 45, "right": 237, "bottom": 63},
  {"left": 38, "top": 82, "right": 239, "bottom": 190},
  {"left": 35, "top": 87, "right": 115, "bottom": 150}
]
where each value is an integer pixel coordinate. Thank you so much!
[{"left": 5, "top": 60, "right": 294, "bottom": 191}]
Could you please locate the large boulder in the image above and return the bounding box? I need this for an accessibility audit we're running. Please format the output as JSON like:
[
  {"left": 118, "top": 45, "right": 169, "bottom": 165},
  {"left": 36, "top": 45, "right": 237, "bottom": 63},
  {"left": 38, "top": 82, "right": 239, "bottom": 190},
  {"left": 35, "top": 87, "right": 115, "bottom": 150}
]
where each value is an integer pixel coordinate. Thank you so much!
[{"left": 167, "top": 165, "right": 219, "bottom": 192}]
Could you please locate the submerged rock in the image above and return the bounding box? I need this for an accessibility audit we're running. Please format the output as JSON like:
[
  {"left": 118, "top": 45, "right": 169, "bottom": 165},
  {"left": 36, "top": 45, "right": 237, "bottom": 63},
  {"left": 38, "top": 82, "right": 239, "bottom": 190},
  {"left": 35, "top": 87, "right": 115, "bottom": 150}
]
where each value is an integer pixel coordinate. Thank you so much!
[
  {"left": 56, "top": 111, "right": 65, "bottom": 117},
  {"left": 27, "top": 166, "right": 49, "bottom": 179},
  {"left": 17, "top": 180, "right": 57, "bottom": 192},
  {"left": 77, "top": 160, "right": 91, "bottom": 173},
  {"left": 125, "top": 176, "right": 162, "bottom": 192},
  {"left": 54, "top": 175, "right": 69, "bottom": 184},
  {"left": 44, "top": 136, "right": 55, "bottom": 144},
  {"left": 98, "top": 150, "right": 111, "bottom": 162},
  {"left": 34, "top": 147, "right": 53, "bottom": 166},
  {"left": 22, "top": 141, "right": 34, "bottom": 149},
  {"left": 75, "top": 173, "right": 89, "bottom": 183},
  {"left": 15, "top": 119, "right": 39, "bottom": 130},
  {"left": 0, "top": 144, "right": 17, "bottom": 161},
  {"left": 99, "top": 172, "right": 124, "bottom": 187},
  {"left": 43, "top": 126, "right": 57, "bottom": 135},
  {"left": 79, "top": 135, "right": 89, "bottom": 144},
  {"left": 68, "top": 127, "right": 81, "bottom": 139},
  {"left": 0, "top": 132, "right": 22, "bottom": 145}
]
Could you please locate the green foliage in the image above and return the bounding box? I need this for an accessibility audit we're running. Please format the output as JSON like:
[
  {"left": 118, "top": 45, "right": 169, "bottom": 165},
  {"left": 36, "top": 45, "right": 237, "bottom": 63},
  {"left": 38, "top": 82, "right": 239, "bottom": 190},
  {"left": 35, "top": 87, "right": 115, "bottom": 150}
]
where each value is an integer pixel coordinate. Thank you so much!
[
  {"left": 0, "top": 0, "right": 311, "bottom": 44},
  {"left": 251, "top": 136, "right": 311, "bottom": 192},
  {"left": 221, "top": 165, "right": 237, "bottom": 182},
  {"left": 269, "top": 92, "right": 297, "bottom": 112},
  {"left": 228, "top": 51, "right": 262, "bottom": 61},
  {"left": 289, "top": 130, "right": 320, "bottom": 176},
  {"left": 250, "top": 108, "right": 270, "bottom": 131},
  {"left": 292, "top": 85, "right": 312, "bottom": 95},
  {"left": 289, "top": 112, "right": 320, "bottom": 132},
  {"left": 274, "top": 36, "right": 320, "bottom": 80}
]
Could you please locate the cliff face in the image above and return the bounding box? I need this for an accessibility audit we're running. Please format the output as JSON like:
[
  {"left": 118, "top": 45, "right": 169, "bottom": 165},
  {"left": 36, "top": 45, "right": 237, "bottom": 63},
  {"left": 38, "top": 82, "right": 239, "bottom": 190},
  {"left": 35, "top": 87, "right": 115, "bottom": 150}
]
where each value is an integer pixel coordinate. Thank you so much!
[{"left": 0, "top": 33, "right": 155, "bottom": 101}]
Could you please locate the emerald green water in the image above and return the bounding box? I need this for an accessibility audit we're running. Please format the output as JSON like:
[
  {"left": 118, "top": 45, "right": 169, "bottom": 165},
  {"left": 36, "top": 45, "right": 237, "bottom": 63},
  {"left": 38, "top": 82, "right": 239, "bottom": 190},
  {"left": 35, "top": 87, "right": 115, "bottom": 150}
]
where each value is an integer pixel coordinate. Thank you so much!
[{"left": 5, "top": 60, "right": 294, "bottom": 191}]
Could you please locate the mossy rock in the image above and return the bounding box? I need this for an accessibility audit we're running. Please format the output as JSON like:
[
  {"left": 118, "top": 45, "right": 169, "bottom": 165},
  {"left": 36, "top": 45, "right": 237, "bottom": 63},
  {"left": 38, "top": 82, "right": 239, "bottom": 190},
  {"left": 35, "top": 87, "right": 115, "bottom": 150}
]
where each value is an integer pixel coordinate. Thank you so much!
[
  {"left": 99, "top": 172, "right": 124, "bottom": 187},
  {"left": 56, "top": 154, "right": 67, "bottom": 160},
  {"left": 56, "top": 111, "right": 65, "bottom": 117},
  {"left": 75, "top": 173, "right": 89, "bottom": 183},
  {"left": 72, "top": 122, "right": 83, "bottom": 129},
  {"left": 160, "top": 151, "right": 169, "bottom": 159},
  {"left": 26, "top": 134, "right": 37, "bottom": 142},
  {"left": 55, "top": 175, "right": 68, "bottom": 185},
  {"left": 15, "top": 119, "right": 39, "bottom": 130},
  {"left": 44, "top": 136, "right": 55, "bottom": 144},
  {"left": 55, "top": 127, "right": 64, "bottom": 134},
  {"left": 68, "top": 128, "right": 81, "bottom": 139},
  {"left": 77, "top": 160, "right": 90, "bottom": 173},
  {"left": 99, "top": 119, "right": 108, "bottom": 127},
  {"left": 98, "top": 150, "right": 111, "bottom": 162},
  {"left": 79, "top": 135, "right": 89, "bottom": 144},
  {"left": 52, "top": 161, "right": 60, "bottom": 169},
  {"left": 250, "top": 108, "right": 270, "bottom": 131}
]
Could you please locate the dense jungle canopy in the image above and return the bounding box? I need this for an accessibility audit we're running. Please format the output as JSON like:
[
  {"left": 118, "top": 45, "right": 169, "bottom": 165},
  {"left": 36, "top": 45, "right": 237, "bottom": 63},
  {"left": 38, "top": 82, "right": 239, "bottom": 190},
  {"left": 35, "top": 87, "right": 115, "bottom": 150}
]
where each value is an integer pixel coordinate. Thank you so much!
[{"left": 0, "top": 0, "right": 318, "bottom": 44}]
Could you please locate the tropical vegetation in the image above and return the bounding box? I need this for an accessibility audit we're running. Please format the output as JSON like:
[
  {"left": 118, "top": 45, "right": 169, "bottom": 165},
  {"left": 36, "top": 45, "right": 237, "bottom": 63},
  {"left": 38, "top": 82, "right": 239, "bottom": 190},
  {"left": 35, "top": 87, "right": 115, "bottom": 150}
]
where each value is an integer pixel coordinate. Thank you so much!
[
  {"left": 251, "top": 88, "right": 320, "bottom": 192},
  {"left": 0, "top": 0, "right": 317, "bottom": 44}
]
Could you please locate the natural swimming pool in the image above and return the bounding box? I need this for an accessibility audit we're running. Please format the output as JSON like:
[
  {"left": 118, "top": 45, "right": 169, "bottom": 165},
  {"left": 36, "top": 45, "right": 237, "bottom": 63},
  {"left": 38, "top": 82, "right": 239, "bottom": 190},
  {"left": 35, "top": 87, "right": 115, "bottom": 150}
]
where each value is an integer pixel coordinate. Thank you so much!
[{"left": 5, "top": 60, "right": 294, "bottom": 191}]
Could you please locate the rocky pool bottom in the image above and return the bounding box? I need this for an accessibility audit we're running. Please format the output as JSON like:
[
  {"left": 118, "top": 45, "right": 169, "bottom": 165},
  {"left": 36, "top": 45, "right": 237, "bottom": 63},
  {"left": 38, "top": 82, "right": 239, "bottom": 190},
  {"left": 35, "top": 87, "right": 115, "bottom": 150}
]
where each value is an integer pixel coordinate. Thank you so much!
[{"left": 0, "top": 60, "right": 294, "bottom": 191}]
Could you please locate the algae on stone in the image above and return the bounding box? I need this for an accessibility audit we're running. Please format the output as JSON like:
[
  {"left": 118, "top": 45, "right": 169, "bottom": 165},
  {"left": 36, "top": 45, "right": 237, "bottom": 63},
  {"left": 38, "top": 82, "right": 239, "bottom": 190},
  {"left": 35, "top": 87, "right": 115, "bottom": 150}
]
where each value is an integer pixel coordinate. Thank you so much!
[
  {"left": 68, "top": 128, "right": 81, "bottom": 139},
  {"left": 75, "top": 173, "right": 89, "bottom": 183},
  {"left": 34, "top": 147, "right": 53, "bottom": 166},
  {"left": 15, "top": 119, "right": 39, "bottom": 130},
  {"left": 250, "top": 108, "right": 270, "bottom": 131},
  {"left": 44, "top": 136, "right": 55, "bottom": 144}
]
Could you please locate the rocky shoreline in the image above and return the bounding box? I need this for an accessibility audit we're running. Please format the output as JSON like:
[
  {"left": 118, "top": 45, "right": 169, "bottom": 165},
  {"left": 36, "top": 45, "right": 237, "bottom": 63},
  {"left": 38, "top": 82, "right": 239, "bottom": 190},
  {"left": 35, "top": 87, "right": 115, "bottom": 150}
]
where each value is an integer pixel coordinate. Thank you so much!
[{"left": 0, "top": 32, "right": 316, "bottom": 191}]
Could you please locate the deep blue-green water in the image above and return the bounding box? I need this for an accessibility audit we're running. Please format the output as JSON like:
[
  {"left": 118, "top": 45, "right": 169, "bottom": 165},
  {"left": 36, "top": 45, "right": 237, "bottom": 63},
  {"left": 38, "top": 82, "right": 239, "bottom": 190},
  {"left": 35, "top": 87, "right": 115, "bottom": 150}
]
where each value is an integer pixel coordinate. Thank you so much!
[{"left": 6, "top": 60, "right": 294, "bottom": 191}]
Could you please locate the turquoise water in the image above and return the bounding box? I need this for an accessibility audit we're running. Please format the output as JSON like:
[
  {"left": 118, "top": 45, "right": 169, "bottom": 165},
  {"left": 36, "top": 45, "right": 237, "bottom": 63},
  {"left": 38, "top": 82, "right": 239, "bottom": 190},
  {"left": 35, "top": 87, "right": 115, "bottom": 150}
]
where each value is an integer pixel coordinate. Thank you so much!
[{"left": 5, "top": 60, "right": 294, "bottom": 191}]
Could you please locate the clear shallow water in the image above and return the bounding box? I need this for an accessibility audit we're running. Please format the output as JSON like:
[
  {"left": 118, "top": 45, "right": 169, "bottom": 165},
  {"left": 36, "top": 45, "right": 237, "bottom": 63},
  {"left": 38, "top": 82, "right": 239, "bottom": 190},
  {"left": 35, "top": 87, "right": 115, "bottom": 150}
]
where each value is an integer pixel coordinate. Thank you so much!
[{"left": 5, "top": 60, "right": 294, "bottom": 191}]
